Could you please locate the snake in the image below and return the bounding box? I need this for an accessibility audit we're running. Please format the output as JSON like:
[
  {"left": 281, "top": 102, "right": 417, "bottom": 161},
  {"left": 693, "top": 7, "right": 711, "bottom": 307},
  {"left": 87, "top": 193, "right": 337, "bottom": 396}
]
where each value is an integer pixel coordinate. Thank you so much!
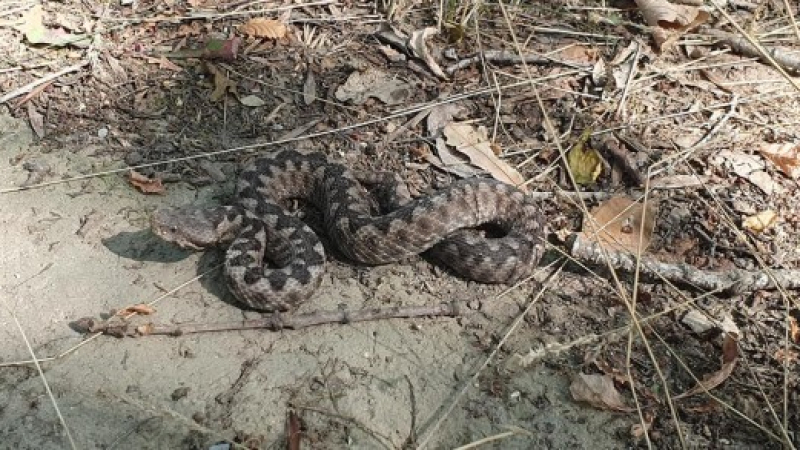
[{"left": 151, "top": 149, "right": 546, "bottom": 311}]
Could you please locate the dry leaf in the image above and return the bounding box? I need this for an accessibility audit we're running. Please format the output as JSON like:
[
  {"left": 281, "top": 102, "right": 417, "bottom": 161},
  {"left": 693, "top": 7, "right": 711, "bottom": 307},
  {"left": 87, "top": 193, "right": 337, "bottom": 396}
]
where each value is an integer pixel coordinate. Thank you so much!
[
  {"left": 742, "top": 210, "right": 777, "bottom": 233},
  {"left": 136, "top": 324, "right": 155, "bottom": 336},
  {"left": 675, "top": 333, "right": 739, "bottom": 399},
  {"left": 428, "top": 137, "right": 480, "bottom": 178},
  {"left": 565, "top": 127, "right": 605, "bottom": 185},
  {"left": 650, "top": 174, "right": 709, "bottom": 189},
  {"left": 581, "top": 196, "right": 656, "bottom": 253},
  {"left": 156, "top": 56, "right": 182, "bottom": 72},
  {"left": 303, "top": 70, "right": 316, "bottom": 105},
  {"left": 16, "top": 5, "right": 91, "bottom": 48},
  {"left": 593, "top": 358, "right": 629, "bottom": 386},
  {"left": 442, "top": 122, "right": 526, "bottom": 188},
  {"left": 128, "top": 170, "right": 165, "bottom": 194},
  {"left": 570, "top": 373, "right": 633, "bottom": 412},
  {"left": 634, "top": 0, "right": 709, "bottom": 51},
  {"left": 773, "top": 348, "right": 798, "bottom": 364},
  {"left": 118, "top": 304, "right": 156, "bottom": 316},
  {"left": 239, "top": 94, "right": 266, "bottom": 107},
  {"left": 408, "top": 27, "right": 447, "bottom": 79},
  {"left": 426, "top": 103, "right": 465, "bottom": 138},
  {"left": 566, "top": 132, "right": 603, "bottom": 185},
  {"left": 630, "top": 411, "right": 655, "bottom": 441},
  {"left": 206, "top": 62, "right": 237, "bottom": 102},
  {"left": 790, "top": 316, "right": 799, "bottom": 344},
  {"left": 239, "top": 18, "right": 287, "bottom": 39},
  {"left": 334, "top": 68, "right": 412, "bottom": 106},
  {"left": 717, "top": 149, "right": 784, "bottom": 195},
  {"left": 26, "top": 102, "right": 45, "bottom": 138},
  {"left": 682, "top": 310, "right": 717, "bottom": 334},
  {"left": 759, "top": 142, "right": 800, "bottom": 179}
]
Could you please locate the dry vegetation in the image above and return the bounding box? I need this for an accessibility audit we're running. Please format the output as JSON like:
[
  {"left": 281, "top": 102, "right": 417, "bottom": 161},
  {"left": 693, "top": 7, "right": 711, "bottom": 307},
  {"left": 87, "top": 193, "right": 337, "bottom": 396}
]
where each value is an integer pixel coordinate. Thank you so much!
[{"left": 1, "top": 0, "right": 800, "bottom": 449}]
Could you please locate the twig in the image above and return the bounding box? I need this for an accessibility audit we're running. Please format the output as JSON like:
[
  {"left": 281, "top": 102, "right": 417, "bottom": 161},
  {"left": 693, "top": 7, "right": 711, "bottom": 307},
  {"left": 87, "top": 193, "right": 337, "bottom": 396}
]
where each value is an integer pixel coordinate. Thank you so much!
[
  {"left": 0, "top": 61, "right": 89, "bottom": 104},
  {"left": 569, "top": 233, "right": 800, "bottom": 294},
  {"left": 100, "top": 0, "right": 336, "bottom": 23},
  {"left": 615, "top": 41, "right": 640, "bottom": 120},
  {"left": 706, "top": 28, "right": 800, "bottom": 74},
  {"left": 595, "top": 134, "right": 645, "bottom": 187},
  {"left": 446, "top": 50, "right": 591, "bottom": 75},
  {"left": 77, "top": 302, "right": 461, "bottom": 337}
]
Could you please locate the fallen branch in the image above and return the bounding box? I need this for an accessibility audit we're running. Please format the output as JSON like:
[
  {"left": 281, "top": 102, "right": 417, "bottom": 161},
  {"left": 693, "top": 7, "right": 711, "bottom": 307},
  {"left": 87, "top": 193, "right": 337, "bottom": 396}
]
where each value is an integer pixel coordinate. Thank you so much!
[
  {"left": 707, "top": 29, "right": 800, "bottom": 74},
  {"left": 569, "top": 233, "right": 800, "bottom": 294},
  {"left": 73, "top": 302, "right": 461, "bottom": 338}
]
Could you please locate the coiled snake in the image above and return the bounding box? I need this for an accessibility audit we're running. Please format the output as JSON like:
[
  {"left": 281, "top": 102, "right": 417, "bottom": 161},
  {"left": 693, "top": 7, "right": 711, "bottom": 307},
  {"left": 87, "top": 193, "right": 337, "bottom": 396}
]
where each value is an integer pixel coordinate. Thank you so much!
[{"left": 151, "top": 149, "right": 545, "bottom": 311}]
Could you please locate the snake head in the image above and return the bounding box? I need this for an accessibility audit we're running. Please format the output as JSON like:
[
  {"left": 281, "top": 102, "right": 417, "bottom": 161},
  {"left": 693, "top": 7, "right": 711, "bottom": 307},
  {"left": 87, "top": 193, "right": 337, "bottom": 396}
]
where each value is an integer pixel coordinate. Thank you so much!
[{"left": 151, "top": 207, "right": 232, "bottom": 251}]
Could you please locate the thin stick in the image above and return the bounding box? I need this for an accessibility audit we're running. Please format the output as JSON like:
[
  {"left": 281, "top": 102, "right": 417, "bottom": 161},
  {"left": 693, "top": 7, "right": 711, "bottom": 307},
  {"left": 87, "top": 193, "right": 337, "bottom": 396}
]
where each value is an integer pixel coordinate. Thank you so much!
[
  {"left": 84, "top": 302, "right": 461, "bottom": 337},
  {"left": 9, "top": 313, "right": 77, "bottom": 449},
  {"left": 709, "top": 1, "right": 800, "bottom": 92},
  {"left": 100, "top": 0, "right": 335, "bottom": 23},
  {"left": 0, "top": 266, "right": 219, "bottom": 368},
  {"left": 0, "top": 61, "right": 89, "bottom": 104}
]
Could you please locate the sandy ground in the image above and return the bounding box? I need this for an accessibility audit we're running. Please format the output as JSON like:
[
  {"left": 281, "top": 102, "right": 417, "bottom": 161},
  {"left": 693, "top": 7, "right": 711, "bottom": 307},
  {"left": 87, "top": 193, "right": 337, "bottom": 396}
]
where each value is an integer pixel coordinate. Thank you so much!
[{"left": 0, "top": 110, "right": 629, "bottom": 449}]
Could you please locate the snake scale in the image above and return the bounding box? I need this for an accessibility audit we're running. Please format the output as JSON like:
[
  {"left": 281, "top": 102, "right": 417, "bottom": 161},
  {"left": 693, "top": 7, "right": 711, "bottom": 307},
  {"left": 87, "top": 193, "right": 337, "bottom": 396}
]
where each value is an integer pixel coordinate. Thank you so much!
[{"left": 151, "top": 149, "right": 545, "bottom": 311}]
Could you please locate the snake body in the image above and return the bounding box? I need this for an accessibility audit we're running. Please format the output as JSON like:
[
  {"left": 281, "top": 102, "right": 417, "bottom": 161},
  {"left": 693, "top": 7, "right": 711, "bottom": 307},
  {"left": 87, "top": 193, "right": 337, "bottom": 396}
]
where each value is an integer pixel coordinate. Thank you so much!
[{"left": 151, "top": 149, "right": 545, "bottom": 311}]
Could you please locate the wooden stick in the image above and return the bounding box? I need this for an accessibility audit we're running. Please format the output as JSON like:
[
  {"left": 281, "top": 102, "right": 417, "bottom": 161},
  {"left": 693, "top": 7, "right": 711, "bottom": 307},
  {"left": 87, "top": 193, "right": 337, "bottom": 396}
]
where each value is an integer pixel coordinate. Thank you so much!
[
  {"left": 75, "top": 302, "right": 461, "bottom": 338},
  {"left": 570, "top": 233, "right": 800, "bottom": 294},
  {"left": 0, "top": 61, "right": 89, "bottom": 104}
]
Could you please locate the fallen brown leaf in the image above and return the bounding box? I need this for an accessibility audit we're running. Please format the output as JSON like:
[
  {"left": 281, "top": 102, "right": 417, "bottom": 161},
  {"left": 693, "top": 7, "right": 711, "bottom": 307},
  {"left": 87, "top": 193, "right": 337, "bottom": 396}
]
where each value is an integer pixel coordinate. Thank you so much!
[
  {"left": 442, "top": 122, "right": 526, "bottom": 188},
  {"left": 136, "top": 323, "right": 155, "bottom": 336},
  {"left": 26, "top": 102, "right": 45, "bottom": 138},
  {"left": 205, "top": 62, "right": 237, "bottom": 102},
  {"left": 630, "top": 411, "right": 654, "bottom": 441},
  {"left": 128, "top": 170, "right": 165, "bottom": 194},
  {"left": 634, "top": 0, "right": 709, "bottom": 51},
  {"left": 675, "top": 333, "right": 739, "bottom": 399},
  {"left": 118, "top": 303, "right": 156, "bottom": 316},
  {"left": 717, "top": 149, "right": 783, "bottom": 195},
  {"left": 759, "top": 142, "right": 800, "bottom": 180},
  {"left": 581, "top": 196, "right": 656, "bottom": 253},
  {"left": 773, "top": 348, "right": 799, "bottom": 365},
  {"left": 239, "top": 18, "right": 287, "bottom": 39},
  {"left": 570, "top": 373, "right": 633, "bottom": 412},
  {"left": 334, "top": 68, "right": 412, "bottom": 106},
  {"left": 16, "top": 5, "right": 91, "bottom": 48},
  {"left": 790, "top": 316, "right": 799, "bottom": 343},
  {"left": 408, "top": 27, "right": 447, "bottom": 79}
]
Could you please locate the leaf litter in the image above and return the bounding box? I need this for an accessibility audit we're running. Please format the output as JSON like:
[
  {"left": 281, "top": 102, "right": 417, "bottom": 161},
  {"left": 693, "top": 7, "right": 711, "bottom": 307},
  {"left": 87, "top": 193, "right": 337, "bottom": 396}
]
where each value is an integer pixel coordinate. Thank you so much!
[{"left": 3, "top": 1, "right": 800, "bottom": 448}]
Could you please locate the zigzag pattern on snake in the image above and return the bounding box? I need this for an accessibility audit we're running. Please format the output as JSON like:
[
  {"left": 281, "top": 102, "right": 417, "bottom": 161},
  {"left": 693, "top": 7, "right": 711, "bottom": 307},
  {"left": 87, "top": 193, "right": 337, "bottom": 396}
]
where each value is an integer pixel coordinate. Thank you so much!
[{"left": 151, "top": 149, "right": 546, "bottom": 311}]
